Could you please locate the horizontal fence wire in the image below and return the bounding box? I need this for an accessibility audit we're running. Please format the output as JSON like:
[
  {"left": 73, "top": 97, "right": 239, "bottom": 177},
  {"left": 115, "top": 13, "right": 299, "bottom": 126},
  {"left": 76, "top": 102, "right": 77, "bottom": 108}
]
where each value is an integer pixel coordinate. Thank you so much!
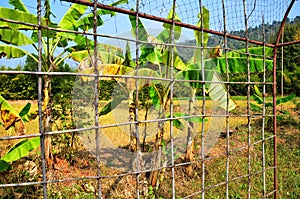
[{"left": 0, "top": 0, "right": 296, "bottom": 198}]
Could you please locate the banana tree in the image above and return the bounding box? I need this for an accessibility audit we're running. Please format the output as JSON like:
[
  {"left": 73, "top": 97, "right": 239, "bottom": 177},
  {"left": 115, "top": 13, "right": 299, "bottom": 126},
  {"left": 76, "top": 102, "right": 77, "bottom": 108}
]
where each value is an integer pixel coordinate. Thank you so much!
[
  {"left": 151, "top": 10, "right": 273, "bottom": 180},
  {"left": 126, "top": 6, "right": 232, "bottom": 185},
  {"left": 128, "top": 7, "right": 191, "bottom": 186},
  {"left": 76, "top": 7, "right": 186, "bottom": 184},
  {"left": 128, "top": 5, "right": 275, "bottom": 186},
  {"left": 75, "top": 39, "right": 163, "bottom": 155},
  {"left": 0, "top": 0, "right": 126, "bottom": 163},
  {"left": 183, "top": 6, "right": 210, "bottom": 176}
]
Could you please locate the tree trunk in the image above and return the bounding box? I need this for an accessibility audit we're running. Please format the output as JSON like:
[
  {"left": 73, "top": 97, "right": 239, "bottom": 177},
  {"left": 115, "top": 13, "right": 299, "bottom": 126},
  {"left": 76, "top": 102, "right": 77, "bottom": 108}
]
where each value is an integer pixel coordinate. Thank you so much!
[
  {"left": 150, "top": 110, "right": 165, "bottom": 187},
  {"left": 128, "top": 90, "right": 140, "bottom": 152},
  {"left": 185, "top": 88, "right": 197, "bottom": 176},
  {"left": 43, "top": 77, "right": 52, "bottom": 166}
]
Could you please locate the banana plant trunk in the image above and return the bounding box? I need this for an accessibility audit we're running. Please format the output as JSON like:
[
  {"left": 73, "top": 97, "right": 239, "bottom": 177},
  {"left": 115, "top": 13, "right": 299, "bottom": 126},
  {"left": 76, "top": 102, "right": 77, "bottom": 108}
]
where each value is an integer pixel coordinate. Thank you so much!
[
  {"left": 43, "top": 76, "right": 52, "bottom": 164},
  {"left": 128, "top": 90, "right": 140, "bottom": 152},
  {"left": 186, "top": 88, "right": 197, "bottom": 176},
  {"left": 150, "top": 108, "right": 165, "bottom": 187}
]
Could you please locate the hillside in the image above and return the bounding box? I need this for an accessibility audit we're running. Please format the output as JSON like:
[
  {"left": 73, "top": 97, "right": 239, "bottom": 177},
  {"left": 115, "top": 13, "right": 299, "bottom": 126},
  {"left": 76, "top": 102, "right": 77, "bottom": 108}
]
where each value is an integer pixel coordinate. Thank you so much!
[{"left": 178, "top": 16, "right": 300, "bottom": 62}]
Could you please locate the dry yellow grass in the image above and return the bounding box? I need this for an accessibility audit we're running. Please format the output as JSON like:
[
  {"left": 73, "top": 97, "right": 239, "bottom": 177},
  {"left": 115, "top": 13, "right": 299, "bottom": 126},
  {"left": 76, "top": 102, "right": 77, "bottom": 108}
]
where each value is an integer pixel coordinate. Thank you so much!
[
  {"left": 2, "top": 98, "right": 290, "bottom": 153},
  {"left": 0, "top": 99, "right": 249, "bottom": 144}
]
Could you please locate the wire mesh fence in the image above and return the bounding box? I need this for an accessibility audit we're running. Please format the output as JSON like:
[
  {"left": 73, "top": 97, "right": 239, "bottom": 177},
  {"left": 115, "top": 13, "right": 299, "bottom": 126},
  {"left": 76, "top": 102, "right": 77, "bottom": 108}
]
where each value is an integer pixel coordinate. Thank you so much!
[{"left": 0, "top": 0, "right": 298, "bottom": 198}]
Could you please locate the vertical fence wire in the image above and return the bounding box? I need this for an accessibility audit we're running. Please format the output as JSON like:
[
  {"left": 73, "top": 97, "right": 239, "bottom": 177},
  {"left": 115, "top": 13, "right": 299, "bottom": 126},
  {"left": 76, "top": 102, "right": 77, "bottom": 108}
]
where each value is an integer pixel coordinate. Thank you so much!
[
  {"left": 134, "top": 0, "right": 141, "bottom": 197},
  {"left": 92, "top": 0, "right": 103, "bottom": 198},
  {"left": 221, "top": 0, "right": 230, "bottom": 198},
  {"left": 37, "top": 0, "right": 47, "bottom": 198},
  {"left": 273, "top": 42, "right": 278, "bottom": 199},
  {"left": 242, "top": 0, "right": 252, "bottom": 198},
  {"left": 169, "top": 0, "right": 177, "bottom": 198},
  {"left": 261, "top": 14, "right": 267, "bottom": 198},
  {"left": 199, "top": 0, "right": 206, "bottom": 198}
]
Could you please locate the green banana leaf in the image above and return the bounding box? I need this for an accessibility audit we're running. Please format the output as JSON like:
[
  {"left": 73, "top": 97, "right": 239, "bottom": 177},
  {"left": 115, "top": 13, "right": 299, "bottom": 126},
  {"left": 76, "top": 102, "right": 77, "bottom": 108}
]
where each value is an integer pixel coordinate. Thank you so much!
[
  {"left": 189, "top": 6, "right": 209, "bottom": 65},
  {"left": 19, "top": 103, "right": 31, "bottom": 120},
  {"left": 55, "top": 3, "right": 90, "bottom": 46},
  {"left": 156, "top": 29, "right": 171, "bottom": 43},
  {"left": 129, "top": 12, "right": 149, "bottom": 42},
  {"left": 177, "top": 69, "right": 236, "bottom": 111},
  {"left": 149, "top": 85, "right": 160, "bottom": 110},
  {"left": 129, "top": 8, "right": 186, "bottom": 71},
  {"left": 227, "top": 47, "right": 273, "bottom": 58},
  {"left": 99, "top": 98, "right": 124, "bottom": 116},
  {"left": 208, "top": 71, "right": 236, "bottom": 111},
  {"left": 251, "top": 94, "right": 295, "bottom": 113},
  {"left": 0, "top": 7, "right": 37, "bottom": 30},
  {"left": 179, "top": 69, "right": 205, "bottom": 89},
  {"left": 56, "top": 3, "right": 115, "bottom": 47},
  {"left": 276, "top": 94, "right": 295, "bottom": 105},
  {"left": 161, "top": 48, "right": 187, "bottom": 70},
  {"left": 9, "top": 0, "right": 29, "bottom": 13},
  {"left": 124, "top": 41, "right": 136, "bottom": 67},
  {"left": 0, "top": 45, "right": 28, "bottom": 58},
  {"left": 76, "top": 9, "right": 115, "bottom": 31},
  {"left": 163, "top": 7, "right": 182, "bottom": 40},
  {"left": 166, "top": 113, "right": 208, "bottom": 130},
  {"left": 19, "top": 102, "right": 38, "bottom": 123},
  {"left": 173, "top": 113, "right": 208, "bottom": 123},
  {"left": 110, "top": 0, "right": 128, "bottom": 6},
  {"left": 1, "top": 137, "right": 40, "bottom": 163},
  {"left": 0, "top": 160, "right": 10, "bottom": 172},
  {"left": 205, "top": 47, "right": 274, "bottom": 73},
  {"left": 253, "top": 93, "right": 264, "bottom": 105},
  {"left": 205, "top": 57, "right": 274, "bottom": 73},
  {"left": 250, "top": 102, "right": 263, "bottom": 112},
  {"left": 72, "top": 0, "right": 126, "bottom": 31},
  {"left": 0, "top": 29, "right": 34, "bottom": 46},
  {"left": 58, "top": 3, "right": 88, "bottom": 31},
  {"left": 146, "top": 48, "right": 163, "bottom": 65},
  {"left": 58, "top": 0, "right": 126, "bottom": 47},
  {"left": 195, "top": 7, "right": 210, "bottom": 47},
  {"left": 129, "top": 13, "right": 159, "bottom": 65}
]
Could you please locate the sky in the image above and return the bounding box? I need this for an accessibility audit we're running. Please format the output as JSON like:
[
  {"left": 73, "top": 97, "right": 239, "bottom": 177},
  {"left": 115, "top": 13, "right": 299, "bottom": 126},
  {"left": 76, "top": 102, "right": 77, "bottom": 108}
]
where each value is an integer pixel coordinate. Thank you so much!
[{"left": 0, "top": 0, "right": 299, "bottom": 68}]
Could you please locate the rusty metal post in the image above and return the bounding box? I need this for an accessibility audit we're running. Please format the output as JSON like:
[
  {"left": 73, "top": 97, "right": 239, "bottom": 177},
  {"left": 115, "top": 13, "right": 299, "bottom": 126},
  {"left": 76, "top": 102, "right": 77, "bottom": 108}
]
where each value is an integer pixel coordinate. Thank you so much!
[{"left": 273, "top": 1, "right": 296, "bottom": 198}]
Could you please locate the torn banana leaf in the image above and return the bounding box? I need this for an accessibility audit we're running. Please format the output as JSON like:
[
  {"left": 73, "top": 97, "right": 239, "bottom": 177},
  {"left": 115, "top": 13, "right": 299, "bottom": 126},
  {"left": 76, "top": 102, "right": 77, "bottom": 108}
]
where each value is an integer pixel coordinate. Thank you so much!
[
  {"left": 0, "top": 95, "right": 25, "bottom": 135},
  {"left": 79, "top": 63, "right": 133, "bottom": 82}
]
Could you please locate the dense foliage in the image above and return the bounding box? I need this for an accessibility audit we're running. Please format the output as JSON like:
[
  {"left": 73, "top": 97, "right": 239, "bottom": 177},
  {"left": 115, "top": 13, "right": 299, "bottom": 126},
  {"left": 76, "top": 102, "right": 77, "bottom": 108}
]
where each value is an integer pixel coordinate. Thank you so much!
[{"left": 275, "top": 18, "right": 300, "bottom": 96}]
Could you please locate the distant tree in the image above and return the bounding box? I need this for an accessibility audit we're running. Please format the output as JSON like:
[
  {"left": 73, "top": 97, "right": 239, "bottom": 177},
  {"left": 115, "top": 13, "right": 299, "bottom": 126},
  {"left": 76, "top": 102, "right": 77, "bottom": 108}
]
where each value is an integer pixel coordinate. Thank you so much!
[{"left": 276, "top": 21, "right": 300, "bottom": 96}]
